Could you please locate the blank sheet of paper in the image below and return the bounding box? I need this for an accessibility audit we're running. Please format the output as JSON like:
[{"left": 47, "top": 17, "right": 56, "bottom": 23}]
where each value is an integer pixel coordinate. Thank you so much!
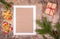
[
  {"left": 13, "top": 6, "right": 36, "bottom": 35},
  {"left": 16, "top": 8, "right": 33, "bottom": 33}
]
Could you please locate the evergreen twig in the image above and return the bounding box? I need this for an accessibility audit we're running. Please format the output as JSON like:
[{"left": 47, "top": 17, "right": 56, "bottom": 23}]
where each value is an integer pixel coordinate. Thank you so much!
[
  {"left": 0, "top": 0, "right": 13, "bottom": 9},
  {"left": 36, "top": 17, "right": 60, "bottom": 39}
]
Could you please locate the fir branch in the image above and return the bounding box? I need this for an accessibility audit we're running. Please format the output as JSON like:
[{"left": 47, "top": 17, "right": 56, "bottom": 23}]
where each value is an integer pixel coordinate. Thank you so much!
[
  {"left": 36, "top": 29, "right": 47, "bottom": 34},
  {"left": 36, "top": 17, "right": 53, "bottom": 39},
  {"left": 0, "top": 0, "right": 13, "bottom": 9},
  {"left": 36, "top": 20, "right": 43, "bottom": 27}
]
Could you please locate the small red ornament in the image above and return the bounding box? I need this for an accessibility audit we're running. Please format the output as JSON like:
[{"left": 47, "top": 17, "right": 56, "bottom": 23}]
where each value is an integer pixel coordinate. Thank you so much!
[{"left": 7, "top": 17, "right": 11, "bottom": 20}]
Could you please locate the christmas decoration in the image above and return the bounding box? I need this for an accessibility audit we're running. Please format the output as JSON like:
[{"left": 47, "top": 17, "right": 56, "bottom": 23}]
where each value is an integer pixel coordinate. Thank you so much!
[
  {"left": 2, "top": 10, "right": 12, "bottom": 21},
  {"left": 45, "top": 2, "right": 56, "bottom": 16},
  {"left": 2, "top": 21, "right": 12, "bottom": 34},
  {"left": 36, "top": 17, "right": 52, "bottom": 34},
  {"left": 0, "top": 0, "right": 59, "bottom": 39},
  {"left": 0, "top": 0, "right": 13, "bottom": 9},
  {"left": 36, "top": 17, "right": 60, "bottom": 39}
]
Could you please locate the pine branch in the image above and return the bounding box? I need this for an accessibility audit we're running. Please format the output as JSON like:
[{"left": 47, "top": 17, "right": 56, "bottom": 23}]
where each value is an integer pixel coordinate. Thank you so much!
[
  {"left": 36, "top": 29, "right": 47, "bottom": 34},
  {"left": 36, "top": 20, "right": 43, "bottom": 27},
  {"left": 36, "top": 17, "right": 53, "bottom": 39},
  {"left": 0, "top": 0, "right": 13, "bottom": 9},
  {"left": 36, "top": 17, "right": 52, "bottom": 33}
]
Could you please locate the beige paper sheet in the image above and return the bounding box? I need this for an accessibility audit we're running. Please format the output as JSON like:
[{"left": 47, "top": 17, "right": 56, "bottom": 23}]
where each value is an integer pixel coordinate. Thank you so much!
[{"left": 16, "top": 8, "right": 33, "bottom": 33}]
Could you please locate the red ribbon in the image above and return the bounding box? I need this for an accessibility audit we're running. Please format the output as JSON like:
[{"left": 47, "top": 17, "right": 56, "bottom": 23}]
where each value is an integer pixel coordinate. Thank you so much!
[
  {"left": 47, "top": 7, "right": 55, "bottom": 13},
  {"left": 46, "top": 4, "right": 56, "bottom": 16}
]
